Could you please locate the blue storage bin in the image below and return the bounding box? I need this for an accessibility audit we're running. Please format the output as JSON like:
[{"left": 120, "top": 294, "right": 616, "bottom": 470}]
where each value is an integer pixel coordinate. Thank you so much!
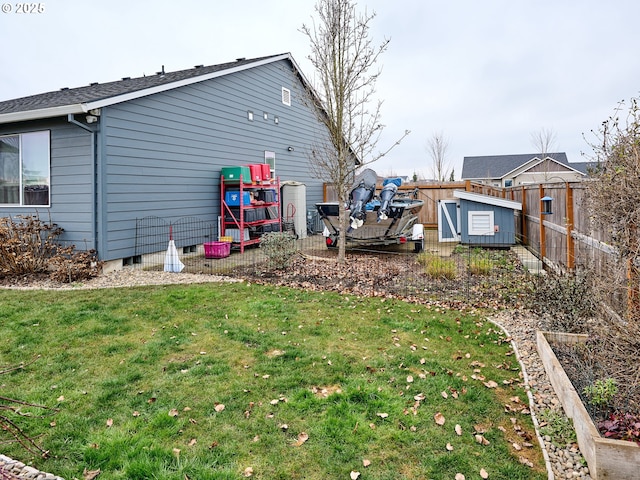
[{"left": 225, "top": 191, "right": 251, "bottom": 206}]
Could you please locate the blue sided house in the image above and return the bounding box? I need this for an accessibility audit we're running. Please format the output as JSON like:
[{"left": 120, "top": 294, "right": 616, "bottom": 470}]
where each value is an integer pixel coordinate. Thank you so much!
[
  {"left": 0, "top": 53, "right": 339, "bottom": 269},
  {"left": 439, "top": 190, "right": 522, "bottom": 246}
]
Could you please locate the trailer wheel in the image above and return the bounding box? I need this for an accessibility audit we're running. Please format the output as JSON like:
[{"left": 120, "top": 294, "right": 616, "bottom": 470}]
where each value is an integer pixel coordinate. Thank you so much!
[{"left": 414, "top": 239, "right": 424, "bottom": 253}]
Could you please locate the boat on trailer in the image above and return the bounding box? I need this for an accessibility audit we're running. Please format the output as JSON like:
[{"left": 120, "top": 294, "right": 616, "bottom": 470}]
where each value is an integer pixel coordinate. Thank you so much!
[{"left": 316, "top": 169, "right": 425, "bottom": 252}]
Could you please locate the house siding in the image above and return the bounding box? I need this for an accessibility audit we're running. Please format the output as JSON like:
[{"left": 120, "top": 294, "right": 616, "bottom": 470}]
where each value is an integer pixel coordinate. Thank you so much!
[
  {"left": 0, "top": 118, "right": 96, "bottom": 249},
  {"left": 459, "top": 200, "right": 516, "bottom": 245},
  {"left": 99, "top": 59, "right": 328, "bottom": 260}
]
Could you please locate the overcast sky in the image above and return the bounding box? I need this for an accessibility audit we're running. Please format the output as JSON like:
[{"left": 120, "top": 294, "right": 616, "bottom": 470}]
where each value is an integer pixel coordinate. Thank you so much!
[{"left": 2, "top": 0, "right": 639, "bottom": 179}]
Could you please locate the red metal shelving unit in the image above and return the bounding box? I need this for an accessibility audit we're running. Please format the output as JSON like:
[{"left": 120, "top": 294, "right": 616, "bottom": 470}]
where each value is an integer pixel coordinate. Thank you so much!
[{"left": 220, "top": 174, "right": 281, "bottom": 253}]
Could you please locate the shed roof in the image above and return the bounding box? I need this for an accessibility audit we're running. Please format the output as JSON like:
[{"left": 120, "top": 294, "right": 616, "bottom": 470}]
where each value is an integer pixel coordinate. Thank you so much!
[
  {"left": 0, "top": 53, "right": 296, "bottom": 124},
  {"left": 453, "top": 190, "right": 522, "bottom": 211}
]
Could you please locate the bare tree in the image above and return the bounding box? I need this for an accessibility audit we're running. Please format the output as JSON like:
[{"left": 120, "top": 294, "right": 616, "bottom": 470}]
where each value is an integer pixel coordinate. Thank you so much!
[
  {"left": 530, "top": 127, "right": 558, "bottom": 181},
  {"left": 301, "top": 0, "right": 407, "bottom": 262},
  {"left": 427, "top": 132, "right": 451, "bottom": 181}
]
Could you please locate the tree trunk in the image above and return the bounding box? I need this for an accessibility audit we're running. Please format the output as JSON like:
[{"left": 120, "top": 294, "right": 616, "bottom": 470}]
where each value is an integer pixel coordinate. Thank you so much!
[{"left": 337, "top": 202, "right": 347, "bottom": 263}]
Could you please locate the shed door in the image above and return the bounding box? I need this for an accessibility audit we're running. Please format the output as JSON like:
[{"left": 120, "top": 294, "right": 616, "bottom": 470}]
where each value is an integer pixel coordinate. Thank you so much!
[{"left": 438, "top": 200, "right": 460, "bottom": 242}]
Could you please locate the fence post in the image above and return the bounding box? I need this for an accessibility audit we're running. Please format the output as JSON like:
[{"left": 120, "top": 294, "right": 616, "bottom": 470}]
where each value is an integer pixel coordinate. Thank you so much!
[
  {"left": 521, "top": 186, "right": 527, "bottom": 244},
  {"left": 539, "top": 184, "right": 546, "bottom": 261},
  {"left": 566, "top": 182, "right": 575, "bottom": 270}
]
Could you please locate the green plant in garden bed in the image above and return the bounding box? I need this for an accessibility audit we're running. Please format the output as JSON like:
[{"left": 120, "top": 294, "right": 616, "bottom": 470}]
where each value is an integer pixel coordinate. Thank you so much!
[
  {"left": 583, "top": 378, "right": 618, "bottom": 411},
  {"left": 0, "top": 283, "right": 546, "bottom": 479},
  {"left": 417, "top": 252, "right": 457, "bottom": 279}
]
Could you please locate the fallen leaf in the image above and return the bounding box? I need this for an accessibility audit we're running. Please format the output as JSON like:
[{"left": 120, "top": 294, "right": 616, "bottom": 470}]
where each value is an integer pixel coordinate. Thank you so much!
[
  {"left": 362, "top": 459, "right": 371, "bottom": 467},
  {"left": 132, "top": 411, "right": 140, "bottom": 417},
  {"left": 455, "top": 474, "right": 465, "bottom": 480},
  {"left": 293, "top": 432, "right": 309, "bottom": 447},
  {"left": 106, "top": 418, "right": 113, "bottom": 428},
  {"left": 188, "top": 438, "right": 197, "bottom": 447},
  {"left": 376, "top": 412, "right": 389, "bottom": 419},
  {"left": 446, "top": 443, "right": 454, "bottom": 451},
  {"left": 512, "top": 442, "right": 522, "bottom": 451},
  {"left": 480, "top": 468, "right": 489, "bottom": 479},
  {"left": 441, "top": 391, "right": 448, "bottom": 399},
  {"left": 434, "top": 412, "right": 446, "bottom": 426},
  {"left": 243, "top": 466, "right": 254, "bottom": 477},
  {"left": 475, "top": 434, "right": 490, "bottom": 446},
  {"left": 406, "top": 375, "right": 414, "bottom": 383},
  {"left": 172, "top": 448, "right": 181, "bottom": 459},
  {"left": 57, "top": 395, "right": 64, "bottom": 402},
  {"left": 518, "top": 456, "right": 534, "bottom": 467},
  {"left": 49, "top": 421, "right": 56, "bottom": 427},
  {"left": 83, "top": 468, "right": 101, "bottom": 480},
  {"left": 214, "top": 404, "right": 225, "bottom": 413},
  {"left": 483, "top": 380, "right": 498, "bottom": 389},
  {"left": 169, "top": 409, "right": 179, "bottom": 417},
  {"left": 455, "top": 424, "right": 462, "bottom": 436},
  {"left": 350, "top": 471, "right": 361, "bottom": 479}
]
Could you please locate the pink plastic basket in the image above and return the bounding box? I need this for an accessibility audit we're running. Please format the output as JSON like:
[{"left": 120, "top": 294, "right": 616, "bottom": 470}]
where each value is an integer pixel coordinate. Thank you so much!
[{"left": 204, "top": 241, "right": 230, "bottom": 259}]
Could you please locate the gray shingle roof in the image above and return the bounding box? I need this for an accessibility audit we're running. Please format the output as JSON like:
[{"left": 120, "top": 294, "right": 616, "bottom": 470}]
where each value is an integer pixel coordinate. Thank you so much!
[
  {"left": 461, "top": 152, "right": 569, "bottom": 179},
  {"left": 0, "top": 54, "right": 285, "bottom": 116}
]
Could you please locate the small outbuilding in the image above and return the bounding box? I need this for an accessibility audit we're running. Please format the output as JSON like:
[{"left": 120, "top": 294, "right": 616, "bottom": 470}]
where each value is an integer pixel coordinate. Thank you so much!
[{"left": 440, "top": 190, "right": 522, "bottom": 246}]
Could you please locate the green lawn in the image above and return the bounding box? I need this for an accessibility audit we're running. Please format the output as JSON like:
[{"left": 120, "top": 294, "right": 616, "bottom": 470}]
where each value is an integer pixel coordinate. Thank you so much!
[{"left": 0, "top": 282, "right": 546, "bottom": 480}]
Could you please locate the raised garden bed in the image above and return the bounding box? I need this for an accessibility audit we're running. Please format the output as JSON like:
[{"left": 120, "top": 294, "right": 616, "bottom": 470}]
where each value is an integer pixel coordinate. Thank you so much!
[{"left": 537, "top": 330, "right": 640, "bottom": 479}]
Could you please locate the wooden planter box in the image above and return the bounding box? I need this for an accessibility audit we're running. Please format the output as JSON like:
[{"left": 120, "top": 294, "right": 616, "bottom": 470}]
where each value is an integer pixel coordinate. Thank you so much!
[{"left": 537, "top": 331, "right": 640, "bottom": 479}]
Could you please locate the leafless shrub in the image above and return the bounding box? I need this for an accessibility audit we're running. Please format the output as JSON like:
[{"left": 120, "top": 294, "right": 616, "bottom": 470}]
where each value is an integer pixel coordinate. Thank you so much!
[
  {"left": 529, "top": 271, "right": 598, "bottom": 333},
  {"left": 585, "top": 96, "right": 640, "bottom": 323},
  {"left": 0, "top": 215, "right": 103, "bottom": 283},
  {"left": 49, "top": 248, "right": 103, "bottom": 283},
  {"left": 0, "top": 357, "right": 56, "bottom": 458},
  {"left": 0, "top": 215, "right": 63, "bottom": 276}
]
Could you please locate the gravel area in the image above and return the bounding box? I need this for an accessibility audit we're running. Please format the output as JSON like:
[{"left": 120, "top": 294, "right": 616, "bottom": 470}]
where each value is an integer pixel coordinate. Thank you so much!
[{"left": 1, "top": 266, "right": 590, "bottom": 480}]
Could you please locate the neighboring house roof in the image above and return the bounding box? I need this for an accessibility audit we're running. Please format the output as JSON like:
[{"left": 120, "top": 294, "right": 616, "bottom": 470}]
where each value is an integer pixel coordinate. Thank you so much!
[
  {"left": 566, "top": 161, "right": 599, "bottom": 174},
  {"left": 461, "top": 152, "right": 569, "bottom": 180},
  {"left": 0, "top": 53, "right": 299, "bottom": 124}
]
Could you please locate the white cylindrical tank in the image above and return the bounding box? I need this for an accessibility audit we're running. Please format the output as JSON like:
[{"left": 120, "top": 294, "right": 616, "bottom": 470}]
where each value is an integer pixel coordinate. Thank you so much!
[{"left": 281, "top": 181, "right": 307, "bottom": 240}]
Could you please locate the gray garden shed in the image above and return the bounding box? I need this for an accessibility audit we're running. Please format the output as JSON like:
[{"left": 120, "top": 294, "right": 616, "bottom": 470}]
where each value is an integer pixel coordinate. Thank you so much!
[{"left": 451, "top": 190, "right": 522, "bottom": 246}]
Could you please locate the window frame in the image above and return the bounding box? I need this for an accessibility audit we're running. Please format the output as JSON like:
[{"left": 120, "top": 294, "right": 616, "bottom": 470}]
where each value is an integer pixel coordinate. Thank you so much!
[{"left": 0, "top": 130, "right": 51, "bottom": 207}]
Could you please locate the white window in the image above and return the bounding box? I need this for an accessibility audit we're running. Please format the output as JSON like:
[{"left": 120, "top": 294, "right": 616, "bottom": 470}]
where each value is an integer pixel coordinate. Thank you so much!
[
  {"left": 0, "top": 131, "right": 50, "bottom": 206},
  {"left": 468, "top": 210, "right": 494, "bottom": 236},
  {"left": 281, "top": 87, "right": 291, "bottom": 106},
  {"left": 264, "top": 151, "right": 275, "bottom": 176}
]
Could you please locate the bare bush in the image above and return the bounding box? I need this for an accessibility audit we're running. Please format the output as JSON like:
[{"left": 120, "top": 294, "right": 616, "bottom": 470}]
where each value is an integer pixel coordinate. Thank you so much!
[
  {"left": 0, "top": 215, "right": 63, "bottom": 276},
  {"left": 0, "top": 215, "right": 103, "bottom": 283},
  {"left": 0, "top": 357, "right": 56, "bottom": 458},
  {"left": 585, "top": 96, "right": 640, "bottom": 322},
  {"left": 529, "top": 271, "right": 598, "bottom": 333}
]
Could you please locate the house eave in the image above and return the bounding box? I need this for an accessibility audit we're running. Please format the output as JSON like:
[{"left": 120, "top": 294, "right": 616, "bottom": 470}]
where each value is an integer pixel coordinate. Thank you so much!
[{"left": 0, "top": 104, "right": 88, "bottom": 124}]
